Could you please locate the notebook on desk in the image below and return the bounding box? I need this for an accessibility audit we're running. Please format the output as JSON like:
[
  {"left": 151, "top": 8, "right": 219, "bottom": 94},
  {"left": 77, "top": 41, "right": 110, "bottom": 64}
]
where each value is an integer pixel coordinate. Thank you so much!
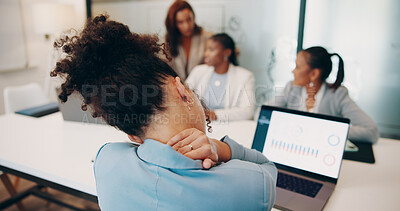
[
  {"left": 343, "top": 141, "right": 375, "bottom": 163},
  {"left": 15, "top": 102, "right": 59, "bottom": 117},
  {"left": 252, "top": 105, "right": 350, "bottom": 211}
]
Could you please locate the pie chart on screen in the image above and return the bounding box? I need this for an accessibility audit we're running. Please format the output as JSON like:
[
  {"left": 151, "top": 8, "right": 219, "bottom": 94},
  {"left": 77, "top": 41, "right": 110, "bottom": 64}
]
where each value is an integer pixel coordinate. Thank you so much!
[
  {"left": 328, "top": 135, "right": 340, "bottom": 146},
  {"left": 323, "top": 154, "right": 336, "bottom": 166}
]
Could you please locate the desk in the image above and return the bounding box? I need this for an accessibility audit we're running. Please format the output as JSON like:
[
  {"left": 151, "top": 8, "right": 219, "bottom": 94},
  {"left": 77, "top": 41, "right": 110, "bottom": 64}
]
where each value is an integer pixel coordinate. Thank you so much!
[
  {"left": 0, "top": 114, "right": 399, "bottom": 210},
  {"left": 0, "top": 112, "right": 126, "bottom": 205},
  {"left": 208, "top": 121, "right": 400, "bottom": 210}
]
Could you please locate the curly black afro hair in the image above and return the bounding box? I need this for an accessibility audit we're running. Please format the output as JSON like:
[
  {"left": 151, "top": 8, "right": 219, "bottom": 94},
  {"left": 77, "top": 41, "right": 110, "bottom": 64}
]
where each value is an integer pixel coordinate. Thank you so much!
[{"left": 51, "top": 14, "right": 178, "bottom": 136}]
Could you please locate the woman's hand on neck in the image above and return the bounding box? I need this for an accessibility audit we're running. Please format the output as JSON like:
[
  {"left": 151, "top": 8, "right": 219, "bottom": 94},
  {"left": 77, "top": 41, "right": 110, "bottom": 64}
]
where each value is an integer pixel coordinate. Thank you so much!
[
  {"left": 133, "top": 77, "right": 206, "bottom": 145},
  {"left": 143, "top": 110, "right": 197, "bottom": 144}
]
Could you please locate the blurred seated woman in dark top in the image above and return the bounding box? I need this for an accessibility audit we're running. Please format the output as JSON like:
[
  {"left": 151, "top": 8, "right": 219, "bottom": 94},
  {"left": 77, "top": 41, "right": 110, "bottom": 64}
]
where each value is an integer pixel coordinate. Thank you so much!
[
  {"left": 51, "top": 15, "right": 276, "bottom": 210},
  {"left": 260, "top": 46, "right": 379, "bottom": 144}
]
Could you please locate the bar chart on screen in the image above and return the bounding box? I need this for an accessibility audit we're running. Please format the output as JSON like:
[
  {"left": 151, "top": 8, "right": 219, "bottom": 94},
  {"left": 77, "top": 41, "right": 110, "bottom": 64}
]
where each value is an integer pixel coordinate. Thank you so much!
[{"left": 270, "top": 139, "right": 319, "bottom": 158}]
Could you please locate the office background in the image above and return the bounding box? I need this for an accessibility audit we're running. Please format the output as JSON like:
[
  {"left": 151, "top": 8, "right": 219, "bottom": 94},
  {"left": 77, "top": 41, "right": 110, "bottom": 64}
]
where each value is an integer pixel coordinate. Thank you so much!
[{"left": 0, "top": 0, "right": 399, "bottom": 138}]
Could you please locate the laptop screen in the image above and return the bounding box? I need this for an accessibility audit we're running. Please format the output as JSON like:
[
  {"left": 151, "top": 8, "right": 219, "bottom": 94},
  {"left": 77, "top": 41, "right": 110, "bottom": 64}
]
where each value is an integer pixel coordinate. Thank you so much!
[
  {"left": 252, "top": 106, "right": 350, "bottom": 179},
  {"left": 56, "top": 88, "right": 106, "bottom": 125}
]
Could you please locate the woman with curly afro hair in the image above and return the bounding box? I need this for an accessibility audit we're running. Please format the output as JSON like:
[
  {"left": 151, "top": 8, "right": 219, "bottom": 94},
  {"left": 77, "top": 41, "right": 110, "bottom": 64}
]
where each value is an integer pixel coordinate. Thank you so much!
[{"left": 51, "top": 14, "right": 276, "bottom": 210}]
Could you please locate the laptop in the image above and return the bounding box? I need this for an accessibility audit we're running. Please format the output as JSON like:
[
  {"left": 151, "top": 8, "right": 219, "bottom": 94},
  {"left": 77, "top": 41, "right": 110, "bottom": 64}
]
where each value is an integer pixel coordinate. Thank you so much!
[
  {"left": 252, "top": 105, "right": 350, "bottom": 211},
  {"left": 56, "top": 88, "right": 106, "bottom": 124}
]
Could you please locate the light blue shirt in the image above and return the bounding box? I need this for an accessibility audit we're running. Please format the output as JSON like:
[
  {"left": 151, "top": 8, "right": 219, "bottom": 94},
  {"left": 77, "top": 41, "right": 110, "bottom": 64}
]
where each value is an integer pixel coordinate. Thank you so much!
[
  {"left": 94, "top": 136, "right": 277, "bottom": 211},
  {"left": 204, "top": 71, "right": 228, "bottom": 110}
]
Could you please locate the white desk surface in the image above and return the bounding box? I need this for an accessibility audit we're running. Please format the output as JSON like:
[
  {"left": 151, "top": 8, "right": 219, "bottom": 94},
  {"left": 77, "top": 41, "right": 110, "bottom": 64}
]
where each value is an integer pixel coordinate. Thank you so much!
[
  {"left": 1, "top": 113, "right": 399, "bottom": 210},
  {"left": 0, "top": 113, "right": 127, "bottom": 196}
]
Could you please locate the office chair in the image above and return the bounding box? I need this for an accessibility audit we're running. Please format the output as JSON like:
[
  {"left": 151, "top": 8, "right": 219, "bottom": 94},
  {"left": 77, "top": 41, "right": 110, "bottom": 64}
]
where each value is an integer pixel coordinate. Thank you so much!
[{"left": 3, "top": 83, "right": 49, "bottom": 113}]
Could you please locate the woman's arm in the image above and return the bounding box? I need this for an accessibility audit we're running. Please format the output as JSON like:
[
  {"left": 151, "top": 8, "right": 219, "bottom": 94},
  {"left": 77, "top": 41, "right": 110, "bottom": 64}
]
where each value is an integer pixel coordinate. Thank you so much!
[
  {"left": 167, "top": 128, "right": 276, "bottom": 169},
  {"left": 219, "top": 135, "right": 273, "bottom": 164},
  {"left": 335, "top": 87, "right": 379, "bottom": 144}
]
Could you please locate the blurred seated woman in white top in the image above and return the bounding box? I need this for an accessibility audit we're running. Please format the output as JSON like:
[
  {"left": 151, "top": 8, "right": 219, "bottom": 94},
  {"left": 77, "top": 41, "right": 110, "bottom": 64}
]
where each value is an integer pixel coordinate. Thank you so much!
[
  {"left": 186, "top": 33, "right": 255, "bottom": 122},
  {"left": 262, "top": 46, "right": 379, "bottom": 144}
]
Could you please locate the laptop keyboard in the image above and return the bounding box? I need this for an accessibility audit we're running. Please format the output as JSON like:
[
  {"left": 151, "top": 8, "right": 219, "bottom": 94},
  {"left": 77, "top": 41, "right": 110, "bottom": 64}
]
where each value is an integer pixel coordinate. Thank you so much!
[{"left": 277, "top": 172, "right": 323, "bottom": 198}]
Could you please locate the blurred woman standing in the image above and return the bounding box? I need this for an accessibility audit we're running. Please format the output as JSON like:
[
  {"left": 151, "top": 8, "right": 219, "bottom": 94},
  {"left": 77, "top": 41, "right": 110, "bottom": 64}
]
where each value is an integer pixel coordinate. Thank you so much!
[{"left": 164, "top": 0, "right": 212, "bottom": 80}]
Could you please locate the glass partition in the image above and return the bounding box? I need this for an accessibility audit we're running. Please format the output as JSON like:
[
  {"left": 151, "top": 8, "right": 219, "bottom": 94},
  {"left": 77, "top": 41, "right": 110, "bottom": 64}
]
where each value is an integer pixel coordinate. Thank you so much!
[
  {"left": 303, "top": 0, "right": 400, "bottom": 138},
  {"left": 89, "top": 0, "right": 399, "bottom": 138},
  {"left": 91, "top": 0, "right": 300, "bottom": 106}
]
